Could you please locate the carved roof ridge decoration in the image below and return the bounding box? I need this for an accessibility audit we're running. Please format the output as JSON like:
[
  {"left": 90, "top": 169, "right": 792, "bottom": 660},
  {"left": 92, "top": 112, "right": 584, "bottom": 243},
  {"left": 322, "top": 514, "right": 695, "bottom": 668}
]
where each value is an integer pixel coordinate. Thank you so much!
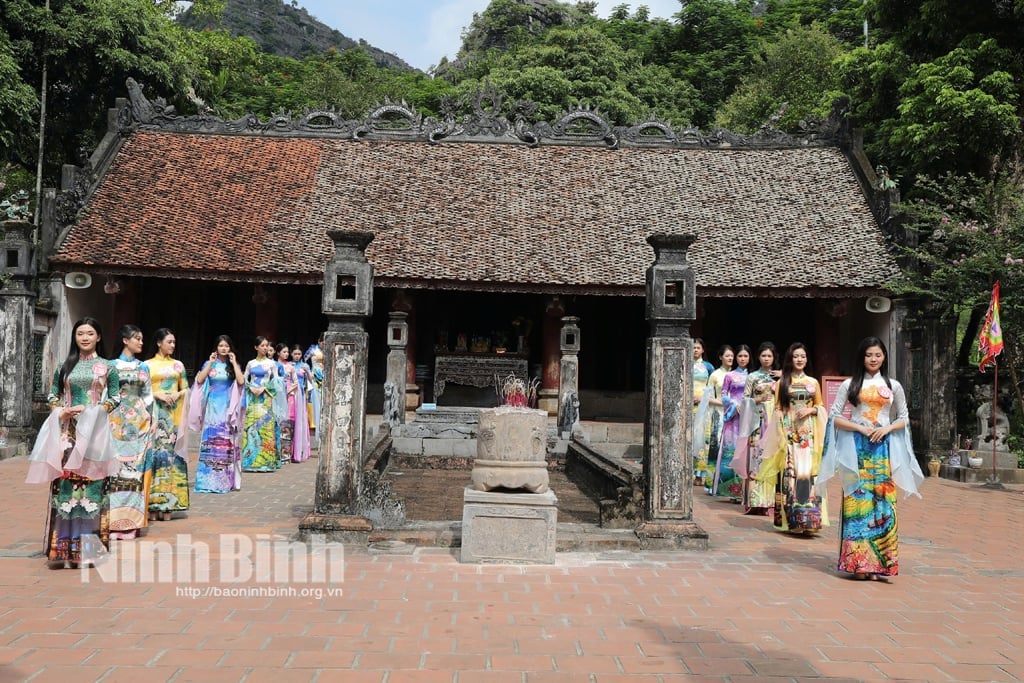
[{"left": 118, "top": 78, "right": 850, "bottom": 150}]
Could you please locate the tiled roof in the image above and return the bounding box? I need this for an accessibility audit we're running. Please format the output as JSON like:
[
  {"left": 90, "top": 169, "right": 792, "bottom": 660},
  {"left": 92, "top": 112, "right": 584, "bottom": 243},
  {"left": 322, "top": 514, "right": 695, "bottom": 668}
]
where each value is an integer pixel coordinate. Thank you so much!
[{"left": 52, "top": 130, "right": 899, "bottom": 295}]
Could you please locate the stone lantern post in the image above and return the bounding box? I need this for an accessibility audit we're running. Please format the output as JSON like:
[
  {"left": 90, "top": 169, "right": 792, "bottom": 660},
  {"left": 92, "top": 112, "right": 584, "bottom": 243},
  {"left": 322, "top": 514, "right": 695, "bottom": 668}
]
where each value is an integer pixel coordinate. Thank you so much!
[
  {"left": 557, "top": 316, "right": 581, "bottom": 438},
  {"left": 383, "top": 310, "right": 409, "bottom": 427},
  {"left": 636, "top": 234, "right": 708, "bottom": 549},
  {"left": 0, "top": 220, "right": 37, "bottom": 453},
  {"left": 300, "top": 230, "right": 374, "bottom": 535}
]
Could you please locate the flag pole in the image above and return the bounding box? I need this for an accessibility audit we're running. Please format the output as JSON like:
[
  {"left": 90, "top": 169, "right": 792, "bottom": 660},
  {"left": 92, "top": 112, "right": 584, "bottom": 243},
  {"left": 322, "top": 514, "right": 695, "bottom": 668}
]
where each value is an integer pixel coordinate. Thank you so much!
[{"left": 982, "top": 356, "right": 1006, "bottom": 490}]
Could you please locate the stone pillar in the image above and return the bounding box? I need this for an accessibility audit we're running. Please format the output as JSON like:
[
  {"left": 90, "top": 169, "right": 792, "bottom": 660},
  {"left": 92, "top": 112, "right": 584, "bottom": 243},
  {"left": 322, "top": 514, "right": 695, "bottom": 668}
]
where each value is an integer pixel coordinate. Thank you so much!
[
  {"left": 300, "top": 230, "right": 374, "bottom": 537},
  {"left": 537, "top": 296, "right": 564, "bottom": 415},
  {"left": 636, "top": 234, "right": 708, "bottom": 550},
  {"left": 0, "top": 220, "right": 37, "bottom": 454},
  {"left": 383, "top": 310, "right": 408, "bottom": 427},
  {"left": 393, "top": 291, "right": 420, "bottom": 410},
  {"left": 556, "top": 316, "right": 581, "bottom": 438}
]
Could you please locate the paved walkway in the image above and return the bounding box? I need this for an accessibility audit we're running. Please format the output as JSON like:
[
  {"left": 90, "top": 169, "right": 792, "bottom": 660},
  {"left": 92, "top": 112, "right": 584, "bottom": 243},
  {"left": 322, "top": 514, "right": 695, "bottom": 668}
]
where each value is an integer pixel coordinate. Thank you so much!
[{"left": 0, "top": 445, "right": 1022, "bottom": 682}]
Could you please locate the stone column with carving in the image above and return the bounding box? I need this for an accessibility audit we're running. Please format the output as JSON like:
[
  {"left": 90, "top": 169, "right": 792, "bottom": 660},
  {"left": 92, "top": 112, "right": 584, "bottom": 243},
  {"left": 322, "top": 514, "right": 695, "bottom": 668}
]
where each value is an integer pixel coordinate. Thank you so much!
[
  {"left": 393, "top": 291, "right": 420, "bottom": 410},
  {"left": 383, "top": 310, "right": 408, "bottom": 427},
  {"left": 537, "top": 296, "right": 564, "bottom": 415},
  {"left": 635, "top": 234, "right": 708, "bottom": 550},
  {"left": 0, "top": 220, "right": 37, "bottom": 454},
  {"left": 557, "top": 316, "right": 581, "bottom": 438},
  {"left": 300, "top": 230, "right": 374, "bottom": 537}
]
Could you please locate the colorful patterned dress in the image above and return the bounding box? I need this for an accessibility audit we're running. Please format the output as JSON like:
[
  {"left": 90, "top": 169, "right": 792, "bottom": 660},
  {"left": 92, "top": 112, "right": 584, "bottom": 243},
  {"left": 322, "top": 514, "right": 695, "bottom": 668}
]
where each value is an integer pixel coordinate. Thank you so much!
[
  {"left": 278, "top": 359, "right": 298, "bottom": 465},
  {"left": 294, "top": 360, "right": 314, "bottom": 431},
  {"left": 761, "top": 374, "right": 826, "bottom": 534},
  {"left": 42, "top": 356, "right": 119, "bottom": 564},
  {"left": 107, "top": 356, "right": 153, "bottom": 533},
  {"left": 703, "top": 366, "right": 728, "bottom": 495},
  {"left": 193, "top": 360, "right": 242, "bottom": 493},
  {"left": 241, "top": 359, "right": 282, "bottom": 472},
  {"left": 146, "top": 356, "right": 190, "bottom": 513},
  {"left": 692, "top": 359, "right": 713, "bottom": 484},
  {"left": 739, "top": 369, "right": 777, "bottom": 514},
  {"left": 829, "top": 376, "right": 914, "bottom": 577},
  {"left": 304, "top": 344, "right": 324, "bottom": 443},
  {"left": 713, "top": 367, "right": 748, "bottom": 499}
]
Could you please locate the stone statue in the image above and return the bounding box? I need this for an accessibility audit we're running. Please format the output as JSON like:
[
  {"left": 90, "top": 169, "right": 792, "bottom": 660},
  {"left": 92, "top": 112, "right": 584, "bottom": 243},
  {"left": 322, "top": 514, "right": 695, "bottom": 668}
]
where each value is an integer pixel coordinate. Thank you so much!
[
  {"left": 382, "top": 382, "right": 401, "bottom": 428},
  {"left": 557, "top": 390, "right": 580, "bottom": 439},
  {"left": 975, "top": 400, "right": 1009, "bottom": 451}
]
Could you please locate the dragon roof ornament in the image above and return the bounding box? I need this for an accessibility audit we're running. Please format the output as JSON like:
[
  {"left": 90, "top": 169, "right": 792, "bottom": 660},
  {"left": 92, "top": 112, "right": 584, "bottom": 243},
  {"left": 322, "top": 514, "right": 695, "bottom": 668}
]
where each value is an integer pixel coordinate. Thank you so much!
[{"left": 119, "top": 78, "right": 850, "bottom": 150}]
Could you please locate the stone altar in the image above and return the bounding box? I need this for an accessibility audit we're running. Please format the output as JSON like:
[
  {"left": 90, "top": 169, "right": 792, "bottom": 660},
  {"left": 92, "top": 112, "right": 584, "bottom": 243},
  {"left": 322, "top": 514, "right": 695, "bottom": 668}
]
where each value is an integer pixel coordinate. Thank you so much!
[
  {"left": 471, "top": 406, "right": 549, "bottom": 493},
  {"left": 461, "top": 406, "right": 557, "bottom": 563},
  {"left": 434, "top": 353, "right": 528, "bottom": 399}
]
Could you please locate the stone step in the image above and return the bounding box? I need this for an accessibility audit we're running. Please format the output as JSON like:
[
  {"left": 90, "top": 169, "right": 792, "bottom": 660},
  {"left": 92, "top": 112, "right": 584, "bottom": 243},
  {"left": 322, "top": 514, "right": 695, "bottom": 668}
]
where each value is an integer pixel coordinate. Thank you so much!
[{"left": 939, "top": 464, "right": 1024, "bottom": 484}]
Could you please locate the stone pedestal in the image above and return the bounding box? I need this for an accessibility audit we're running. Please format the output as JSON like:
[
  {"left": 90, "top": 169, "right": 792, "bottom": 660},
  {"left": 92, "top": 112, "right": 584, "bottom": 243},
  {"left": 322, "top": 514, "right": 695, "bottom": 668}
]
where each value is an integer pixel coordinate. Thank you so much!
[
  {"left": 461, "top": 488, "right": 557, "bottom": 563},
  {"left": 472, "top": 406, "right": 548, "bottom": 493},
  {"left": 405, "top": 383, "right": 421, "bottom": 410},
  {"left": 537, "top": 388, "right": 559, "bottom": 416}
]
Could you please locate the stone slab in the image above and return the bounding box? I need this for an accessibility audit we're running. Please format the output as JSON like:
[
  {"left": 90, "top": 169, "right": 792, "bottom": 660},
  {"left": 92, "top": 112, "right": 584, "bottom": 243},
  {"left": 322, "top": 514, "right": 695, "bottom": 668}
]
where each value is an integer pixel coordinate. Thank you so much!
[
  {"left": 413, "top": 406, "right": 481, "bottom": 424},
  {"left": 461, "top": 487, "right": 558, "bottom": 564}
]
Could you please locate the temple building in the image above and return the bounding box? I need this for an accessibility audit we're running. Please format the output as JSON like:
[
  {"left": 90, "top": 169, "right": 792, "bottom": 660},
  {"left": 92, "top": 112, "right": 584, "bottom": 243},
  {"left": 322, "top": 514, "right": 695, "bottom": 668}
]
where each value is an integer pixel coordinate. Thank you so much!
[{"left": 10, "top": 83, "right": 951, "bottom": 460}]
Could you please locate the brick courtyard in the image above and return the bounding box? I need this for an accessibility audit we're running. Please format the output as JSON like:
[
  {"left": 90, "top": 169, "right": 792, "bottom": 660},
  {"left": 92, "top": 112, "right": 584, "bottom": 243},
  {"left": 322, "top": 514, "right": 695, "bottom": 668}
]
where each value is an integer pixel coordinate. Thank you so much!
[{"left": 0, "top": 441, "right": 1022, "bottom": 682}]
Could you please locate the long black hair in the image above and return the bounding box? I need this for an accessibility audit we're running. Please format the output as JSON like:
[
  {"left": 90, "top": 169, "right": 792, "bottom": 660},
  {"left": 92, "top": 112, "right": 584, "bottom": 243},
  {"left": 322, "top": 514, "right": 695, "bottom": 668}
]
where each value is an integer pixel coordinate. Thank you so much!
[
  {"left": 213, "top": 334, "right": 237, "bottom": 382},
  {"left": 846, "top": 336, "right": 891, "bottom": 407},
  {"left": 716, "top": 344, "right": 735, "bottom": 370},
  {"left": 119, "top": 324, "right": 142, "bottom": 356},
  {"left": 152, "top": 327, "right": 175, "bottom": 357},
  {"left": 58, "top": 317, "right": 107, "bottom": 391},
  {"left": 755, "top": 341, "right": 778, "bottom": 371},
  {"left": 733, "top": 344, "right": 753, "bottom": 370},
  {"left": 776, "top": 342, "right": 813, "bottom": 412}
]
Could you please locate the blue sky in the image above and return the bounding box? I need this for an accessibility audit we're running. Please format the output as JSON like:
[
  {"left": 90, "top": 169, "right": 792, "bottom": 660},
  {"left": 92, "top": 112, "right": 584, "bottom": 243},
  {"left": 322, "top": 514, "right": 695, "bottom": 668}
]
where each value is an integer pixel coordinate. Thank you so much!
[{"left": 297, "top": 1, "right": 683, "bottom": 72}]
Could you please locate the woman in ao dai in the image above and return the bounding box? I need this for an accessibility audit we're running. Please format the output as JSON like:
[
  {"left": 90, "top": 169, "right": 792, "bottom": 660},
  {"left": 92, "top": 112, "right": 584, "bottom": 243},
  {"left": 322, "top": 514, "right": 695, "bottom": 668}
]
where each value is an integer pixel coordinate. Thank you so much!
[
  {"left": 289, "top": 344, "right": 313, "bottom": 462},
  {"left": 820, "top": 337, "right": 923, "bottom": 580},
  {"left": 691, "top": 339, "right": 715, "bottom": 485},
  {"left": 702, "top": 345, "right": 734, "bottom": 495},
  {"left": 733, "top": 342, "right": 779, "bottom": 515},
  {"left": 713, "top": 345, "right": 751, "bottom": 499},
  {"left": 191, "top": 335, "right": 245, "bottom": 493},
  {"left": 26, "top": 317, "right": 120, "bottom": 568},
  {"left": 107, "top": 325, "right": 154, "bottom": 538},
  {"left": 146, "top": 328, "right": 190, "bottom": 519},
  {"left": 241, "top": 337, "right": 284, "bottom": 472},
  {"left": 759, "top": 343, "right": 827, "bottom": 534}
]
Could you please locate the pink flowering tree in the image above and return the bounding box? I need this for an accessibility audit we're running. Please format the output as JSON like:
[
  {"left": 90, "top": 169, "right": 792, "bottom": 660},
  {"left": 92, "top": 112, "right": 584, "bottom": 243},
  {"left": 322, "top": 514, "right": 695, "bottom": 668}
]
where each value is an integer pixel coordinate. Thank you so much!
[{"left": 895, "top": 173, "right": 1024, "bottom": 360}]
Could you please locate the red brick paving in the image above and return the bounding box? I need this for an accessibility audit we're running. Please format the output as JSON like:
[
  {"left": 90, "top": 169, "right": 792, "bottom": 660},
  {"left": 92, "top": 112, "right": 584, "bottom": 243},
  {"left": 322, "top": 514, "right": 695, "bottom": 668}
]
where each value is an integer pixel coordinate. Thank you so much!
[{"left": 0, "top": 442, "right": 1022, "bottom": 682}]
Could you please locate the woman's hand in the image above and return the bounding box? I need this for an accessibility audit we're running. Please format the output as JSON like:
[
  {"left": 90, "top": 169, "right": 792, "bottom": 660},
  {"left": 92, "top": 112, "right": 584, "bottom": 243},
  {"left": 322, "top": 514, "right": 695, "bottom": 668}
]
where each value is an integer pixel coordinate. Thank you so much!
[
  {"left": 209, "top": 352, "right": 218, "bottom": 363},
  {"left": 865, "top": 424, "right": 890, "bottom": 442},
  {"left": 61, "top": 405, "right": 84, "bottom": 420},
  {"left": 252, "top": 386, "right": 265, "bottom": 396},
  {"left": 798, "top": 407, "right": 817, "bottom": 420}
]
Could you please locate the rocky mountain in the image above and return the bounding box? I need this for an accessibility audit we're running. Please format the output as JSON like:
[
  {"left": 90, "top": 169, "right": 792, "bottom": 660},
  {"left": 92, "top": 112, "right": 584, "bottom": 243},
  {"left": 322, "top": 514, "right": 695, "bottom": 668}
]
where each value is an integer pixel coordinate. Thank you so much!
[{"left": 179, "top": 0, "right": 416, "bottom": 71}]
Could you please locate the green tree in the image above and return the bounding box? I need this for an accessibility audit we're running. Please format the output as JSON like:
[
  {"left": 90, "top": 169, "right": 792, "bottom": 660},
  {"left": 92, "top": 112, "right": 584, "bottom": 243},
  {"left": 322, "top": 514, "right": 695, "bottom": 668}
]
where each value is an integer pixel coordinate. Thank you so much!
[
  {"left": 715, "top": 25, "right": 846, "bottom": 132},
  {"left": 886, "top": 38, "right": 1020, "bottom": 177},
  {"left": 0, "top": 0, "right": 200, "bottom": 184},
  {"left": 658, "top": 0, "right": 762, "bottom": 127},
  {"left": 893, "top": 173, "right": 1024, "bottom": 366},
  {"left": 453, "top": 24, "right": 695, "bottom": 125}
]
